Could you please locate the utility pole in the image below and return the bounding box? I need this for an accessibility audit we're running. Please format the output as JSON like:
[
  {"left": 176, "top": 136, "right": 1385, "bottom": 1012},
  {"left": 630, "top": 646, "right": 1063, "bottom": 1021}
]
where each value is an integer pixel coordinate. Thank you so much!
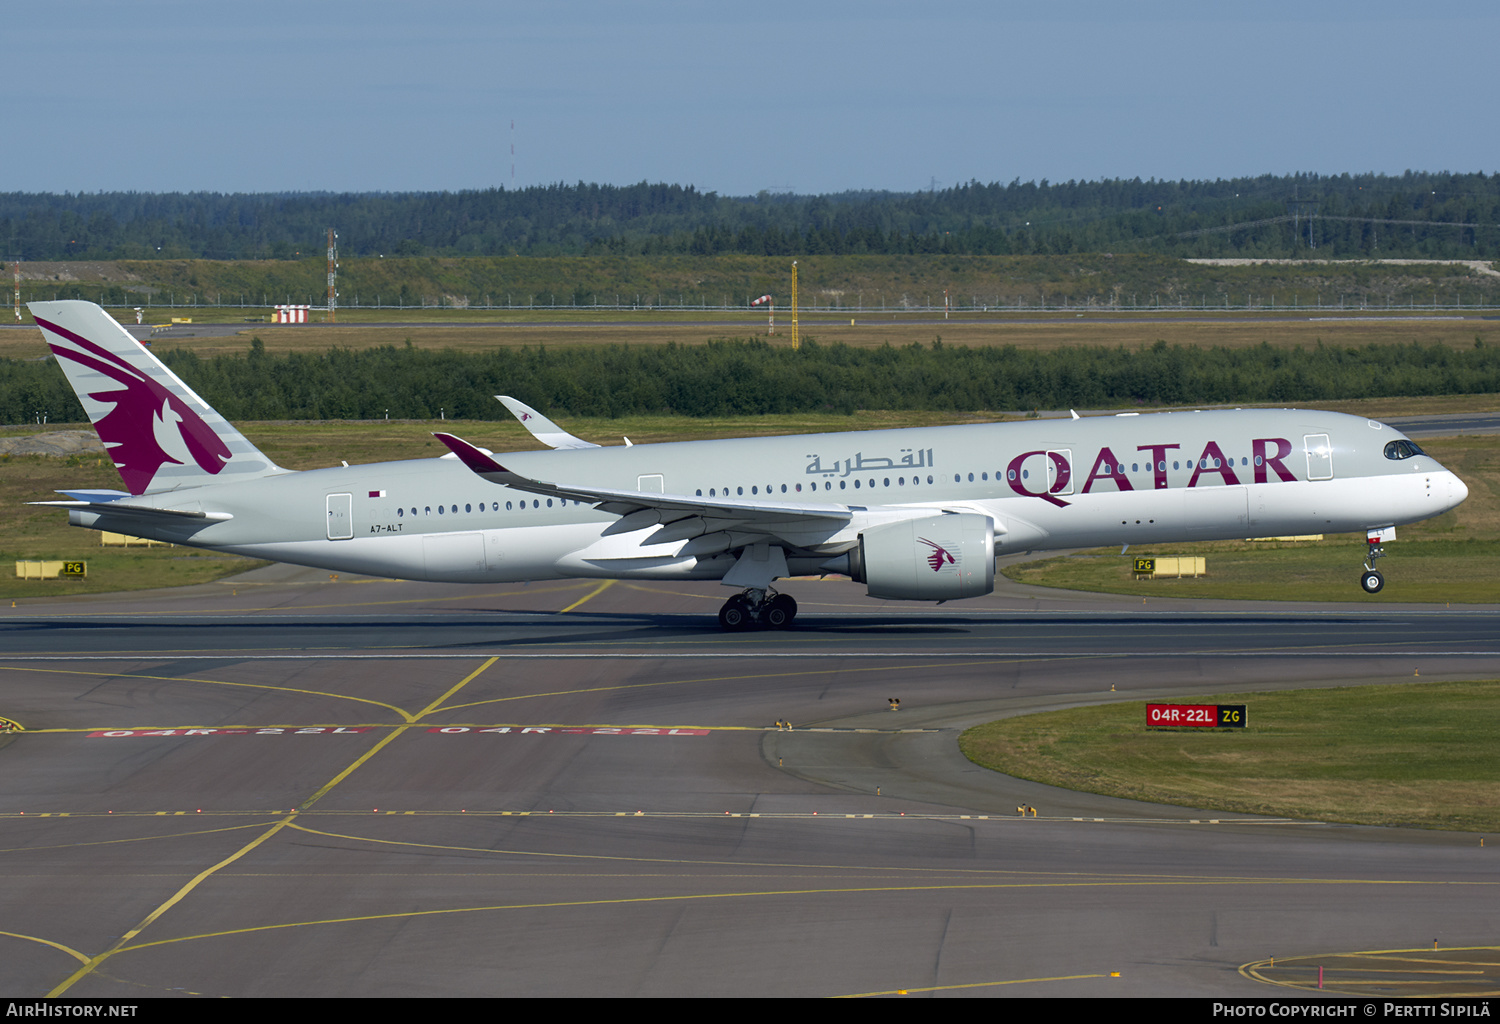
[
  {"left": 12, "top": 257, "right": 20, "bottom": 322},
  {"left": 326, "top": 229, "right": 338, "bottom": 321},
  {"left": 791, "top": 260, "right": 800, "bottom": 351}
]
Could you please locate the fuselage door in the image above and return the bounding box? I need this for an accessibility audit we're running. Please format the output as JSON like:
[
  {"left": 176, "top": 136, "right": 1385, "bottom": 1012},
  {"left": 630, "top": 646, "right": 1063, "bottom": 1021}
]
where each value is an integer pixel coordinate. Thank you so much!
[
  {"left": 637, "top": 474, "right": 664, "bottom": 493},
  {"left": 1046, "top": 449, "right": 1074, "bottom": 495},
  {"left": 326, "top": 493, "right": 353, "bottom": 540},
  {"left": 1304, "top": 434, "right": 1334, "bottom": 481}
]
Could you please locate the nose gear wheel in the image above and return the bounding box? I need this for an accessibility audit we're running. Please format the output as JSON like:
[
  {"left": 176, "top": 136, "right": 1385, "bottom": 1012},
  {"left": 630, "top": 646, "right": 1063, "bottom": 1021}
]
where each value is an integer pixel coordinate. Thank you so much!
[{"left": 1360, "top": 540, "right": 1387, "bottom": 595}]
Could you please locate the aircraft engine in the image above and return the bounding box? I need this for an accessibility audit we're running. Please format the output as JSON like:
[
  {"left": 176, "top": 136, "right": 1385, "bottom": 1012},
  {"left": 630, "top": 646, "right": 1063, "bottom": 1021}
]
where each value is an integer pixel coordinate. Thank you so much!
[{"left": 844, "top": 513, "right": 995, "bottom": 601}]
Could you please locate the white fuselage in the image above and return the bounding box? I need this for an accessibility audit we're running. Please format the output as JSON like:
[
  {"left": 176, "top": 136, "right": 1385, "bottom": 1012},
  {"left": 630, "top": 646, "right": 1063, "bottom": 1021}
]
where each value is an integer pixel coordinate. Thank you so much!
[{"left": 68, "top": 409, "right": 1468, "bottom": 585}]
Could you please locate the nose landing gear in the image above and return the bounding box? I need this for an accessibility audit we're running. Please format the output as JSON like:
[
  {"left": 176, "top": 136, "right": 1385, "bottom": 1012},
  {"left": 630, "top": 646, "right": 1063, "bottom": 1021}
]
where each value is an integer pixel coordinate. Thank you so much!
[
  {"left": 1360, "top": 535, "right": 1386, "bottom": 594},
  {"left": 717, "top": 589, "right": 798, "bottom": 631}
]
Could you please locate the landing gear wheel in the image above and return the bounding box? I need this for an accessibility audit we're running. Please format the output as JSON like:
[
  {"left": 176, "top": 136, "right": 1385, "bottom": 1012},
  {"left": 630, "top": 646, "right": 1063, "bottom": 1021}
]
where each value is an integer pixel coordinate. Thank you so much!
[
  {"left": 1360, "top": 570, "right": 1385, "bottom": 594},
  {"left": 763, "top": 594, "right": 798, "bottom": 629},
  {"left": 718, "top": 595, "right": 753, "bottom": 631}
]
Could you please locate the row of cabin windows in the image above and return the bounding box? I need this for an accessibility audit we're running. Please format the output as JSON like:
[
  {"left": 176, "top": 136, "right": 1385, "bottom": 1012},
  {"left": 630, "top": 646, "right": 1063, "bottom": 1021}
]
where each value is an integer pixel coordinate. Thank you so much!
[
  {"left": 388, "top": 455, "right": 1279, "bottom": 519},
  {"left": 1113, "top": 456, "right": 1265, "bottom": 473},
  {"left": 690, "top": 456, "right": 1271, "bottom": 498},
  {"left": 396, "top": 498, "right": 573, "bottom": 517},
  {"left": 697, "top": 476, "right": 938, "bottom": 496}
]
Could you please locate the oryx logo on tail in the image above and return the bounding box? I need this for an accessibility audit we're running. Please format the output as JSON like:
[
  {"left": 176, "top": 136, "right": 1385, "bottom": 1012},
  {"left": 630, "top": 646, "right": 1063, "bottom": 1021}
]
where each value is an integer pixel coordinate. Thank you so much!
[{"left": 32, "top": 312, "right": 232, "bottom": 494}]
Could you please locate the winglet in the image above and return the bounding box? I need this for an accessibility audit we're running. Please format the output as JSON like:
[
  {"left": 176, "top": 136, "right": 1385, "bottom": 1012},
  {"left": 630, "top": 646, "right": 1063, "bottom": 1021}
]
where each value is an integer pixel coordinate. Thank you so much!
[
  {"left": 496, "top": 396, "right": 600, "bottom": 450},
  {"left": 432, "top": 432, "right": 510, "bottom": 474}
]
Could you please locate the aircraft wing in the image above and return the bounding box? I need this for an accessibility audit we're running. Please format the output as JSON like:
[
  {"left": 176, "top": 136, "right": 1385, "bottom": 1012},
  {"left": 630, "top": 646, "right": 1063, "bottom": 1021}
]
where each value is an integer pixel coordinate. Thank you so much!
[
  {"left": 497, "top": 396, "right": 602, "bottom": 450},
  {"left": 433, "top": 431, "right": 851, "bottom": 532}
]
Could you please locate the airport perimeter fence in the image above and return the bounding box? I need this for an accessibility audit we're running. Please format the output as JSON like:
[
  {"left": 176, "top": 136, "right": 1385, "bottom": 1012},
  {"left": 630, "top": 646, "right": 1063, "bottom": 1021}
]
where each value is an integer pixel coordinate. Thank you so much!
[{"left": 27, "top": 293, "right": 1500, "bottom": 315}]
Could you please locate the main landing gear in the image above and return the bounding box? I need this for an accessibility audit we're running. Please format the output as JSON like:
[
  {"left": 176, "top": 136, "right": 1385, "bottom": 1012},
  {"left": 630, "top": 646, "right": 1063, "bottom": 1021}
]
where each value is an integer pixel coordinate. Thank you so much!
[
  {"left": 717, "top": 589, "right": 798, "bottom": 631},
  {"left": 1360, "top": 536, "right": 1386, "bottom": 594}
]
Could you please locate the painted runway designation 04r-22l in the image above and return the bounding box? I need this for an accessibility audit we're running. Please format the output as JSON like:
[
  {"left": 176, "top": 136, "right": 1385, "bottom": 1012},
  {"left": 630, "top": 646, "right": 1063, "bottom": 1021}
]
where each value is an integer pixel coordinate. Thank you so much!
[{"left": 86, "top": 725, "right": 712, "bottom": 738}]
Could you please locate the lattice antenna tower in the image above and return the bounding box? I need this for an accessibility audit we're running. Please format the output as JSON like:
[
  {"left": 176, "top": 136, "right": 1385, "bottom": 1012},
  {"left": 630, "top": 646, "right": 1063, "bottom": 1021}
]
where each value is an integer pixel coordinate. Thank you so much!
[{"left": 326, "top": 229, "right": 338, "bottom": 322}]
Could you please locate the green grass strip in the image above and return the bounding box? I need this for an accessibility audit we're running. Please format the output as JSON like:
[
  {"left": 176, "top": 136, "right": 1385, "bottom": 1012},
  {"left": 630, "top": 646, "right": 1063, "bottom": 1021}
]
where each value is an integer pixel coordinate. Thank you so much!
[{"left": 960, "top": 681, "right": 1500, "bottom": 832}]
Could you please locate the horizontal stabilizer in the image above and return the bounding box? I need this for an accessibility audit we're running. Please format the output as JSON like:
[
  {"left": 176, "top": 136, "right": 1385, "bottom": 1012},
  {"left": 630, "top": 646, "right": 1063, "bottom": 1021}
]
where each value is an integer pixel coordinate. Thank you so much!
[
  {"left": 56, "top": 489, "right": 132, "bottom": 503},
  {"left": 30, "top": 500, "right": 232, "bottom": 522}
]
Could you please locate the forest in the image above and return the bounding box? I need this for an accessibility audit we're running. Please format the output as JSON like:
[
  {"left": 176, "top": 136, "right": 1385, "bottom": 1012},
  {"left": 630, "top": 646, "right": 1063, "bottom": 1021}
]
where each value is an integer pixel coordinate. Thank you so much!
[
  {"left": 4, "top": 336, "right": 1496, "bottom": 425},
  {"left": 4, "top": 171, "right": 1497, "bottom": 261}
]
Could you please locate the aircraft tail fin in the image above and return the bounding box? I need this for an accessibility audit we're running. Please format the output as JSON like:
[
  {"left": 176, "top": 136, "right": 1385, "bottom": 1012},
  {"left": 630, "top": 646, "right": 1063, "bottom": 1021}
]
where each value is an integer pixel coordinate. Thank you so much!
[{"left": 29, "top": 300, "right": 285, "bottom": 495}]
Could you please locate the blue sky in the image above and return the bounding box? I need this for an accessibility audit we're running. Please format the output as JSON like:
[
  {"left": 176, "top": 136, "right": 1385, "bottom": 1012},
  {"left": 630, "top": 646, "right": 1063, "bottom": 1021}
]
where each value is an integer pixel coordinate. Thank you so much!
[{"left": 12, "top": 1, "right": 1496, "bottom": 196}]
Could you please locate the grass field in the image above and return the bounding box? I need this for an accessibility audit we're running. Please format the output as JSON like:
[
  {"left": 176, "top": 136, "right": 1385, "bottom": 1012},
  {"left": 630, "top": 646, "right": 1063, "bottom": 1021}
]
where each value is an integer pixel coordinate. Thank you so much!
[
  {"left": 3, "top": 304, "right": 1497, "bottom": 606},
  {"left": 0, "top": 448, "right": 266, "bottom": 600},
  {"left": 958, "top": 681, "right": 1500, "bottom": 832},
  {"left": 19, "top": 253, "right": 1500, "bottom": 316},
  {"left": 5, "top": 308, "right": 1500, "bottom": 361}
]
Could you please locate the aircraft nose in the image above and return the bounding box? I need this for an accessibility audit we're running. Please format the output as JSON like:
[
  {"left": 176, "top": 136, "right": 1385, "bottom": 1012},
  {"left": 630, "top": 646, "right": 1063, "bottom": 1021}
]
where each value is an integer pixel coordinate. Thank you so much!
[{"left": 1450, "top": 471, "right": 1469, "bottom": 507}]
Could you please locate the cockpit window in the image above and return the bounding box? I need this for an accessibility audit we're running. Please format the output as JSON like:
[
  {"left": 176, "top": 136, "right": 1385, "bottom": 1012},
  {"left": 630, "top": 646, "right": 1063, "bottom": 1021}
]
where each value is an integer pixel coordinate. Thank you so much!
[{"left": 1384, "top": 439, "right": 1425, "bottom": 460}]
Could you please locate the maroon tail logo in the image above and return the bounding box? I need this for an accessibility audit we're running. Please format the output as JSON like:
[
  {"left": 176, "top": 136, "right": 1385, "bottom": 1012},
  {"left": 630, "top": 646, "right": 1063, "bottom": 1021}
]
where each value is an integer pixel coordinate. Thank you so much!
[
  {"left": 918, "top": 537, "right": 956, "bottom": 573},
  {"left": 37, "top": 315, "right": 232, "bottom": 494}
]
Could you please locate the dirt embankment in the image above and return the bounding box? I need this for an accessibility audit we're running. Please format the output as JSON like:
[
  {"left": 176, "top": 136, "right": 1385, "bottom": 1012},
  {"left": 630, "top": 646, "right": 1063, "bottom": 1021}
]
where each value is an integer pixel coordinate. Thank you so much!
[
  {"left": 14, "top": 262, "right": 144, "bottom": 283},
  {"left": 0, "top": 430, "right": 105, "bottom": 456}
]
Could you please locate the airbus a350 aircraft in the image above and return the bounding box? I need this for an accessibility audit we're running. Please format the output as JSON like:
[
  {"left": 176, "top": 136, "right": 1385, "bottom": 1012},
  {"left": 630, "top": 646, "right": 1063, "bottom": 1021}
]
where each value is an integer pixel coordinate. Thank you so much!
[{"left": 28, "top": 300, "right": 1470, "bottom": 629}]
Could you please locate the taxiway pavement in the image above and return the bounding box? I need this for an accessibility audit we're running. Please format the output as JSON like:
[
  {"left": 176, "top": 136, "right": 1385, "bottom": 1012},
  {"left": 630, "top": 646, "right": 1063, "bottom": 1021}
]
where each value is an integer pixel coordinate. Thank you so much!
[{"left": 1, "top": 569, "right": 1496, "bottom": 998}]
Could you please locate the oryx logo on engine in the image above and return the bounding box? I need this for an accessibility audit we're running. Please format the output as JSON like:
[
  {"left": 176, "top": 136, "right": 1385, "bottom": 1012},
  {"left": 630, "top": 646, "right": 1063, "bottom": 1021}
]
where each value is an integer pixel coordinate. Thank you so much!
[{"left": 918, "top": 537, "right": 956, "bottom": 572}]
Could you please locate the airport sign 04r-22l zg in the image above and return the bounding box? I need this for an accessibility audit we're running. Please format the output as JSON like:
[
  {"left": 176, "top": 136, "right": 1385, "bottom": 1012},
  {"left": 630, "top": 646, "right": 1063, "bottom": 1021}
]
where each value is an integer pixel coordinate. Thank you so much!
[{"left": 1147, "top": 704, "right": 1248, "bottom": 728}]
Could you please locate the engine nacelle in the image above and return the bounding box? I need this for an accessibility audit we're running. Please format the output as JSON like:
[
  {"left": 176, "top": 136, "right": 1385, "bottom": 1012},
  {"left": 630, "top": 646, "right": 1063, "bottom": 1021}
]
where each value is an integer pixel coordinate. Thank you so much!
[{"left": 846, "top": 513, "right": 995, "bottom": 601}]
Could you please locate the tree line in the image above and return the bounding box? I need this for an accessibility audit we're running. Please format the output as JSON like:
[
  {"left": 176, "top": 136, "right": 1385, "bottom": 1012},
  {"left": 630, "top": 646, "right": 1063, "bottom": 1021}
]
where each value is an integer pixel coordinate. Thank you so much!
[
  {"left": 3, "top": 171, "right": 1498, "bottom": 261},
  {"left": 4, "top": 337, "right": 1497, "bottom": 426}
]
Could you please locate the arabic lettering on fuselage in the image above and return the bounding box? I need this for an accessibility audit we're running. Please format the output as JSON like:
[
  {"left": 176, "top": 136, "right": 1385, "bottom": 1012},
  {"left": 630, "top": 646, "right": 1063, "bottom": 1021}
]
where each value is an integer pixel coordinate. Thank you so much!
[{"left": 805, "top": 449, "right": 935, "bottom": 477}]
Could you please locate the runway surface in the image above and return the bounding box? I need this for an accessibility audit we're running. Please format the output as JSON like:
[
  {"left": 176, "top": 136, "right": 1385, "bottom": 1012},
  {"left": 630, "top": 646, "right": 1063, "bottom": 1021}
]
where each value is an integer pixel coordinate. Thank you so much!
[{"left": 2, "top": 566, "right": 1497, "bottom": 998}]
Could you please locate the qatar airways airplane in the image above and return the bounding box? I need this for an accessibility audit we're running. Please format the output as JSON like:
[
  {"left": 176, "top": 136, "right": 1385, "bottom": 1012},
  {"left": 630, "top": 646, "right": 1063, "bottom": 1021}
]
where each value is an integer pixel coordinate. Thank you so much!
[{"left": 28, "top": 300, "right": 1469, "bottom": 629}]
